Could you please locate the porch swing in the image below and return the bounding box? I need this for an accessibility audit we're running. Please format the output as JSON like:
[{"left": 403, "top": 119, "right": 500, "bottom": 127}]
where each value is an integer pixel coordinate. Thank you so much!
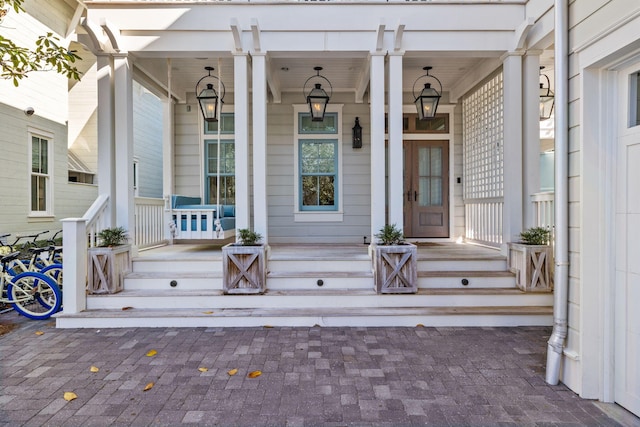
[{"left": 169, "top": 63, "right": 236, "bottom": 241}]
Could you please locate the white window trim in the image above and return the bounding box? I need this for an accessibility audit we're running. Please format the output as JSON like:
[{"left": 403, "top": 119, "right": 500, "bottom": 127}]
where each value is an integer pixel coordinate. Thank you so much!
[
  {"left": 27, "top": 127, "right": 54, "bottom": 218},
  {"left": 133, "top": 156, "right": 140, "bottom": 197},
  {"left": 293, "top": 104, "right": 344, "bottom": 222}
]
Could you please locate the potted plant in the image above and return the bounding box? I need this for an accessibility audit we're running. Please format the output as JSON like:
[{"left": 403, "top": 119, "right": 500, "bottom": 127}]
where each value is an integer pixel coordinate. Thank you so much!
[
  {"left": 507, "top": 226, "right": 553, "bottom": 292},
  {"left": 87, "top": 226, "right": 132, "bottom": 294},
  {"left": 222, "top": 228, "right": 268, "bottom": 294},
  {"left": 371, "top": 224, "right": 417, "bottom": 294}
]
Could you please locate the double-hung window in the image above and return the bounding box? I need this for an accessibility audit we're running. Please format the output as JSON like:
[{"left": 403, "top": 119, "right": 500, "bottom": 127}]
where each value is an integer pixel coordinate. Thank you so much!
[
  {"left": 294, "top": 105, "right": 343, "bottom": 221},
  {"left": 204, "top": 113, "right": 235, "bottom": 205},
  {"left": 29, "top": 130, "right": 53, "bottom": 216}
]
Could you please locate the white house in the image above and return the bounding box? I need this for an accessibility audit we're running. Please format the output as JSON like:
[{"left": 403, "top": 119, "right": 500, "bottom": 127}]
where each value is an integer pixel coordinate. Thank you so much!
[
  {"left": 0, "top": 0, "right": 97, "bottom": 241},
  {"left": 54, "top": 0, "right": 638, "bottom": 417}
]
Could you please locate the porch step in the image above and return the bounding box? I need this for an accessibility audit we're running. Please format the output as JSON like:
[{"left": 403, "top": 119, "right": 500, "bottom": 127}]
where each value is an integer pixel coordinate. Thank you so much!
[
  {"left": 418, "top": 270, "right": 516, "bottom": 289},
  {"left": 265, "top": 270, "right": 373, "bottom": 290},
  {"left": 85, "top": 288, "right": 553, "bottom": 311},
  {"left": 125, "top": 271, "right": 222, "bottom": 291},
  {"left": 55, "top": 305, "right": 553, "bottom": 328},
  {"left": 418, "top": 257, "right": 507, "bottom": 272},
  {"left": 131, "top": 257, "right": 222, "bottom": 274}
]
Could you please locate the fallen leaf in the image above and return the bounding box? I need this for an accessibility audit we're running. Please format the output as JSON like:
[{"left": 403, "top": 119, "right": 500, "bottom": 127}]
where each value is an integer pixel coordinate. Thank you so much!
[
  {"left": 90, "top": 366, "right": 99, "bottom": 373},
  {"left": 143, "top": 382, "right": 154, "bottom": 391},
  {"left": 121, "top": 306, "right": 133, "bottom": 311},
  {"left": 63, "top": 392, "right": 77, "bottom": 401},
  {"left": 146, "top": 349, "right": 157, "bottom": 357},
  {"left": 263, "top": 325, "right": 273, "bottom": 328},
  {"left": 247, "top": 370, "right": 262, "bottom": 378},
  {"left": 202, "top": 311, "right": 214, "bottom": 314},
  {"left": 35, "top": 331, "right": 44, "bottom": 336},
  {"left": 198, "top": 367, "right": 209, "bottom": 372},
  {"left": 227, "top": 368, "right": 238, "bottom": 376},
  {"left": 416, "top": 324, "right": 424, "bottom": 328}
]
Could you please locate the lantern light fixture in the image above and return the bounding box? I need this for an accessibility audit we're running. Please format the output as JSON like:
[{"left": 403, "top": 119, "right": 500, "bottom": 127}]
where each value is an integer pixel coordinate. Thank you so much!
[
  {"left": 413, "top": 66, "right": 443, "bottom": 120},
  {"left": 352, "top": 117, "right": 363, "bottom": 149},
  {"left": 195, "top": 66, "right": 225, "bottom": 123},
  {"left": 303, "top": 66, "right": 332, "bottom": 122},
  {"left": 539, "top": 66, "right": 555, "bottom": 121}
]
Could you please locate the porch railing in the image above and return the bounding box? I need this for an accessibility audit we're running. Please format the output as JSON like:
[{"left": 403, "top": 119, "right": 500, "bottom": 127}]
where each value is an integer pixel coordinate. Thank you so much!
[
  {"left": 134, "top": 197, "right": 166, "bottom": 249},
  {"left": 61, "top": 193, "right": 110, "bottom": 314},
  {"left": 464, "top": 198, "right": 504, "bottom": 248},
  {"left": 531, "top": 191, "right": 554, "bottom": 230}
]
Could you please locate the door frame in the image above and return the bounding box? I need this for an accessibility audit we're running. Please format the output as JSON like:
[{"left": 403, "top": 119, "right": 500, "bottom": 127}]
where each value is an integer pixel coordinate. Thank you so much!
[
  {"left": 398, "top": 104, "right": 456, "bottom": 241},
  {"left": 403, "top": 139, "right": 450, "bottom": 238}
]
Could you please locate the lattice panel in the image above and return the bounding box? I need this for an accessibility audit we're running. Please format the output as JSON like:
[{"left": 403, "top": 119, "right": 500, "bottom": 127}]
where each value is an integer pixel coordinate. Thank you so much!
[{"left": 462, "top": 73, "right": 504, "bottom": 200}]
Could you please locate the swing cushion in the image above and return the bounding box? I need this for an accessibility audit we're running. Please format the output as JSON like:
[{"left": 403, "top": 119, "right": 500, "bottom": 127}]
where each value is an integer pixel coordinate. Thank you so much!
[{"left": 171, "top": 195, "right": 235, "bottom": 232}]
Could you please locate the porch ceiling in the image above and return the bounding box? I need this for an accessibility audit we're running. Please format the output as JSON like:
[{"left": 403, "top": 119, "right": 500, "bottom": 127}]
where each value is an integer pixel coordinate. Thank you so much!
[{"left": 135, "top": 51, "right": 555, "bottom": 103}]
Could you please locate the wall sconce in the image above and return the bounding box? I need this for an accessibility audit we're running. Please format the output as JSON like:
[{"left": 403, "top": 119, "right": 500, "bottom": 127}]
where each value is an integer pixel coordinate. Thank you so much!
[
  {"left": 352, "top": 117, "right": 362, "bottom": 149},
  {"left": 413, "top": 66, "right": 443, "bottom": 120},
  {"left": 539, "top": 66, "right": 555, "bottom": 121},
  {"left": 195, "top": 66, "right": 225, "bottom": 122},
  {"left": 303, "top": 66, "right": 332, "bottom": 122}
]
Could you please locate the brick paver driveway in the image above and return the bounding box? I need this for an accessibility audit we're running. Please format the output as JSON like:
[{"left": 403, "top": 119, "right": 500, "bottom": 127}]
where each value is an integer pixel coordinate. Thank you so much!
[{"left": 0, "top": 311, "right": 627, "bottom": 426}]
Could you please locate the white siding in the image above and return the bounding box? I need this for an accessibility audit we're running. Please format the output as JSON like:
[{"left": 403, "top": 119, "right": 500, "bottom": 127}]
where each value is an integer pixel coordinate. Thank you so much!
[{"left": 565, "top": 0, "right": 640, "bottom": 401}]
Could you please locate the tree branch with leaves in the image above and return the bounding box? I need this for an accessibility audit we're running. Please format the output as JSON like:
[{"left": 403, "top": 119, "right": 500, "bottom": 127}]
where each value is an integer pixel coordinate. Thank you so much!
[{"left": 0, "top": 0, "right": 82, "bottom": 86}]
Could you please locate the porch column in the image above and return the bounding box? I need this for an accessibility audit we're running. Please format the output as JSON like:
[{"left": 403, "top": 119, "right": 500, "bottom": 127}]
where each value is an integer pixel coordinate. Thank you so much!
[
  {"left": 96, "top": 54, "right": 116, "bottom": 227},
  {"left": 370, "top": 52, "right": 386, "bottom": 239},
  {"left": 252, "top": 53, "right": 268, "bottom": 241},
  {"left": 388, "top": 52, "right": 404, "bottom": 229},
  {"left": 234, "top": 52, "right": 250, "bottom": 232},
  {"left": 113, "top": 54, "right": 135, "bottom": 243},
  {"left": 501, "top": 51, "right": 524, "bottom": 247},
  {"left": 162, "top": 93, "right": 175, "bottom": 241},
  {"left": 523, "top": 51, "right": 542, "bottom": 228}
]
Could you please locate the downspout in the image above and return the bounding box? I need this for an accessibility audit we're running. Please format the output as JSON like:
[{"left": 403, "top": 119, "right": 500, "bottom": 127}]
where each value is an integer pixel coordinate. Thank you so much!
[{"left": 546, "top": 0, "right": 569, "bottom": 385}]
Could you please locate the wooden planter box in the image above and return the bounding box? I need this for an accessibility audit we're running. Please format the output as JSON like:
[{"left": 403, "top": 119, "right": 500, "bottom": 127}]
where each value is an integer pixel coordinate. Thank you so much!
[
  {"left": 507, "top": 242, "right": 553, "bottom": 292},
  {"left": 222, "top": 244, "right": 268, "bottom": 294},
  {"left": 371, "top": 243, "right": 418, "bottom": 294},
  {"left": 87, "top": 244, "right": 132, "bottom": 294}
]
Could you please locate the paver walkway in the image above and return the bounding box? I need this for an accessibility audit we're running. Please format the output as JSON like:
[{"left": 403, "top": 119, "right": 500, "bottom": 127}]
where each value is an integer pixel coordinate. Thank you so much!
[{"left": 0, "top": 311, "right": 633, "bottom": 426}]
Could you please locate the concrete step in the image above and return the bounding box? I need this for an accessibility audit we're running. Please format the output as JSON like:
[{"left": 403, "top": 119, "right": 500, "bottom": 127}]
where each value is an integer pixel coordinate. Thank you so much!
[
  {"left": 55, "top": 305, "right": 553, "bottom": 328},
  {"left": 85, "top": 288, "right": 553, "bottom": 311},
  {"left": 418, "top": 270, "right": 516, "bottom": 289}
]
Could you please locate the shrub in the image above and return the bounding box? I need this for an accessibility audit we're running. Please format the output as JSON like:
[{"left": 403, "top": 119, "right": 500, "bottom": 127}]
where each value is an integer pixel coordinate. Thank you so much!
[
  {"left": 519, "top": 227, "right": 551, "bottom": 245},
  {"left": 375, "top": 224, "right": 404, "bottom": 245}
]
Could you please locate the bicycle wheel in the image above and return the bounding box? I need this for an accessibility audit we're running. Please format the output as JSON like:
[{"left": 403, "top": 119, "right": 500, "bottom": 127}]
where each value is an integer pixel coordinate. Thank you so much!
[
  {"left": 7, "top": 272, "right": 61, "bottom": 320},
  {"left": 41, "top": 263, "right": 63, "bottom": 290}
]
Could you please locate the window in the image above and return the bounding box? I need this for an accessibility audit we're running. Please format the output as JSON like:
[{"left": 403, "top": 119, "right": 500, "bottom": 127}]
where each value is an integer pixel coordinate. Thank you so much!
[
  {"left": 294, "top": 108, "right": 343, "bottom": 221},
  {"left": 204, "top": 113, "right": 235, "bottom": 205},
  {"left": 29, "top": 131, "right": 52, "bottom": 215},
  {"left": 299, "top": 139, "right": 337, "bottom": 210},
  {"left": 206, "top": 140, "right": 235, "bottom": 205}
]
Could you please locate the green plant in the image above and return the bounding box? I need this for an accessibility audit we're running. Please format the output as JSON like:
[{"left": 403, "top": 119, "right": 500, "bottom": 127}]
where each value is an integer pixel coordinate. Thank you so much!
[
  {"left": 97, "top": 227, "right": 128, "bottom": 247},
  {"left": 237, "top": 228, "right": 262, "bottom": 246},
  {"left": 519, "top": 227, "right": 551, "bottom": 245},
  {"left": 375, "top": 224, "right": 405, "bottom": 245}
]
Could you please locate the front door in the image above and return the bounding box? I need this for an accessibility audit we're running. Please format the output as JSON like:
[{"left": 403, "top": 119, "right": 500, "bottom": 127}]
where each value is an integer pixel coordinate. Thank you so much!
[{"left": 403, "top": 140, "right": 449, "bottom": 238}]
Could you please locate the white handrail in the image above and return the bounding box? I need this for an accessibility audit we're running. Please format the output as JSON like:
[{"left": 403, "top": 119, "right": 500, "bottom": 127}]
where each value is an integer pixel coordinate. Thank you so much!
[{"left": 83, "top": 194, "right": 109, "bottom": 248}]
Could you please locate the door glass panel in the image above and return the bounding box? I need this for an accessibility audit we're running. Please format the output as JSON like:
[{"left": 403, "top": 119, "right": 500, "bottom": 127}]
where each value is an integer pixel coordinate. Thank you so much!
[
  {"left": 431, "top": 147, "right": 442, "bottom": 176},
  {"left": 418, "top": 147, "right": 430, "bottom": 176},
  {"left": 418, "top": 177, "right": 429, "bottom": 206},
  {"left": 431, "top": 178, "right": 442, "bottom": 205}
]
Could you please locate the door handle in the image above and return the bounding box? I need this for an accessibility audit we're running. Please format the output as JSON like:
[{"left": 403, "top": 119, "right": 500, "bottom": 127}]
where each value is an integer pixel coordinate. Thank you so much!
[
  {"left": 407, "top": 191, "right": 411, "bottom": 202},
  {"left": 414, "top": 191, "right": 418, "bottom": 201}
]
